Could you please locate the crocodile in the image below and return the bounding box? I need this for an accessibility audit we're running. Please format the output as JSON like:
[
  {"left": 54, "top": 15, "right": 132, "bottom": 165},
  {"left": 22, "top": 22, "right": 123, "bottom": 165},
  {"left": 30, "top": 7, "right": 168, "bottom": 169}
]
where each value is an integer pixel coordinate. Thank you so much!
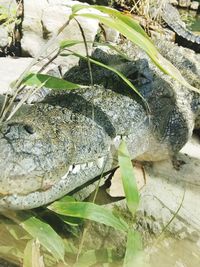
[
  {"left": 111, "top": 1, "right": 200, "bottom": 52},
  {"left": 161, "top": 3, "right": 200, "bottom": 52},
  {"left": 0, "top": 42, "right": 200, "bottom": 210}
]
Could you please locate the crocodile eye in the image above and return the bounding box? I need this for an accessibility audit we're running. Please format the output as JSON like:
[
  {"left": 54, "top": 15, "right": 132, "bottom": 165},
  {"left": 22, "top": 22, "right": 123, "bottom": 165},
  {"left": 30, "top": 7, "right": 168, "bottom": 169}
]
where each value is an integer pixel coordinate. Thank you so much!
[{"left": 23, "top": 125, "right": 35, "bottom": 134}]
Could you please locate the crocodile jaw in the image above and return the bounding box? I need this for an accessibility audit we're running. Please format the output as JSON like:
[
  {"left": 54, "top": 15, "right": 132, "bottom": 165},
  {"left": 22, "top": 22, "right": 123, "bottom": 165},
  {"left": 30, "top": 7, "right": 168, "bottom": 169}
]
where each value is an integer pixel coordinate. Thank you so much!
[
  {"left": 0, "top": 120, "right": 75, "bottom": 196},
  {"left": 0, "top": 151, "right": 116, "bottom": 210},
  {"left": 0, "top": 134, "right": 129, "bottom": 210},
  {"left": 0, "top": 130, "right": 172, "bottom": 210}
]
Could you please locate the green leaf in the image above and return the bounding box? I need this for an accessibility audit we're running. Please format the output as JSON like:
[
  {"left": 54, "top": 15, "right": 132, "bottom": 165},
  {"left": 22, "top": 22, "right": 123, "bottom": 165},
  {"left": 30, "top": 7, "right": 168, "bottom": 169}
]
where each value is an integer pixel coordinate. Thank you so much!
[
  {"left": 59, "top": 215, "right": 82, "bottom": 226},
  {"left": 61, "top": 50, "right": 147, "bottom": 104},
  {"left": 0, "top": 14, "right": 8, "bottom": 20},
  {"left": 56, "top": 195, "right": 76, "bottom": 203},
  {"left": 118, "top": 140, "right": 140, "bottom": 216},
  {"left": 22, "top": 73, "right": 81, "bottom": 90},
  {"left": 88, "top": 57, "right": 143, "bottom": 97},
  {"left": 23, "top": 239, "right": 45, "bottom": 267},
  {"left": 77, "top": 13, "right": 157, "bottom": 57},
  {"left": 74, "top": 249, "right": 118, "bottom": 267},
  {"left": 20, "top": 215, "right": 65, "bottom": 262},
  {"left": 3, "top": 211, "right": 65, "bottom": 262},
  {"left": 0, "top": 219, "right": 27, "bottom": 263},
  {"left": 71, "top": 4, "right": 199, "bottom": 93},
  {"left": 51, "top": 196, "right": 83, "bottom": 227},
  {"left": 48, "top": 201, "right": 129, "bottom": 233},
  {"left": 71, "top": 5, "right": 157, "bottom": 54},
  {"left": 91, "top": 5, "right": 150, "bottom": 40},
  {"left": 60, "top": 39, "right": 84, "bottom": 49},
  {"left": 71, "top": 4, "right": 89, "bottom": 14},
  {"left": 23, "top": 240, "right": 34, "bottom": 267},
  {"left": 123, "top": 229, "right": 144, "bottom": 267}
]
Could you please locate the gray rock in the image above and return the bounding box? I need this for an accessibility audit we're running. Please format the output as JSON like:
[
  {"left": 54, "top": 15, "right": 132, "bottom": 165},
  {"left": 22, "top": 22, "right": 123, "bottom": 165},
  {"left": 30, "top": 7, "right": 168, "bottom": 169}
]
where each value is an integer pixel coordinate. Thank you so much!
[
  {"left": 0, "top": 0, "right": 16, "bottom": 9},
  {"left": 137, "top": 137, "right": 200, "bottom": 240},
  {"left": 0, "top": 57, "right": 58, "bottom": 99},
  {"left": 0, "top": 0, "right": 17, "bottom": 50},
  {"left": 170, "top": 0, "right": 179, "bottom": 5},
  {"left": 0, "top": 27, "right": 9, "bottom": 48},
  {"left": 150, "top": 28, "right": 176, "bottom": 42},
  {"left": 21, "top": 0, "right": 100, "bottom": 73},
  {"left": 0, "top": 57, "right": 32, "bottom": 95},
  {"left": 179, "top": 0, "right": 191, "bottom": 7},
  {"left": 101, "top": 24, "right": 120, "bottom": 43},
  {"left": 190, "top": 1, "right": 199, "bottom": 10}
]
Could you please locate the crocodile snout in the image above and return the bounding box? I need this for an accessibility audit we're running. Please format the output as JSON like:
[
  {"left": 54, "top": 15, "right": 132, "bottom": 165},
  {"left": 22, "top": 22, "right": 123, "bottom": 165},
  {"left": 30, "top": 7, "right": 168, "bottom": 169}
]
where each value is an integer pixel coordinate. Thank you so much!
[
  {"left": 0, "top": 119, "right": 73, "bottom": 197},
  {"left": 1, "top": 122, "right": 36, "bottom": 139}
]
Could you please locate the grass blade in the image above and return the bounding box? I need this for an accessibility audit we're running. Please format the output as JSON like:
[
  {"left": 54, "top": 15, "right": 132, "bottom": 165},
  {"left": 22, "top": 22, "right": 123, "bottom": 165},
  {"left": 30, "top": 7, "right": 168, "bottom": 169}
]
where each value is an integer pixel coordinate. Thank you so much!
[
  {"left": 3, "top": 211, "right": 65, "bottom": 262},
  {"left": 118, "top": 140, "right": 140, "bottom": 216},
  {"left": 85, "top": 57, "right": 143, "bottom": 99},
  {"left": 23, "top": 239, "right": 45, "bottom": 267},
  {"left": 60, "top": 39, "right": 84, "bottom": 49},
  {"left": 71, "top": 5, "right": 199, "bottom": 93},
  {"left": 74, "top": 249, "right": 118, "bottom": 267},
  {"left": 21, "top": 73, "right": 81, "bottom": 90},
  {"left": 61, "top": 49, "right": 148, "bottom": 106},
  {"left": 123, "top": 229, "right": 144, "bottom": 267},
  {"left": 48, "top": 200, "right": 128, "bottom": 233},
  {"left": 20, "top": 215, "right": 65, "bottom": 262}
]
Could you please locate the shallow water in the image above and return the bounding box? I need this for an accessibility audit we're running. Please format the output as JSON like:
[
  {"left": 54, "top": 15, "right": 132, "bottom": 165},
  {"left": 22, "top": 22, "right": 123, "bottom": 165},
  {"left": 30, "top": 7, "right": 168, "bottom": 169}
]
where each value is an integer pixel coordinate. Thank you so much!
[
  {"left": 147, "top": 237, "right": 200, "bottom": 267},
  {"left": 179, "top": 9, "right": 200, "bottom": 33}
]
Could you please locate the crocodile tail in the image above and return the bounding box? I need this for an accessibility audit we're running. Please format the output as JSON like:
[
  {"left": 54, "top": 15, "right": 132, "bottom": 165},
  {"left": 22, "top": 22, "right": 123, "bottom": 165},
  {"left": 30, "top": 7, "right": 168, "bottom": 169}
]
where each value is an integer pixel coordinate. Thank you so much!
[
  {"left": 167, "top": 23, "right": 200, "bottom": 44},
  {"left": 162, "top": 3, "right": 200, "bottom": 45}
]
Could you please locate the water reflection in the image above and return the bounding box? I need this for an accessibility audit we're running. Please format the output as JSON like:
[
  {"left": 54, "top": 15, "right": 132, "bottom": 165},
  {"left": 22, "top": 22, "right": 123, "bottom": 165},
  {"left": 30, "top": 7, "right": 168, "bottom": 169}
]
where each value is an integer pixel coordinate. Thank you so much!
[
  {"left": 179, "top": 9, "right": 200, "bottom": 33},
  {"left": 148, "top": 237, "right": 200, "bottom": 267}
]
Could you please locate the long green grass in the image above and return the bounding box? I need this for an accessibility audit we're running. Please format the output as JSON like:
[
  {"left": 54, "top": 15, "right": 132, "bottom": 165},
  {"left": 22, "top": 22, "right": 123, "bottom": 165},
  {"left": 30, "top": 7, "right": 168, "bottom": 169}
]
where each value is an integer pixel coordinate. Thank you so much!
[
  {"left": 0, "top": 3, "right": 196, "bottom": 267},
  {"left": 0, "top": 141, "right": 142, "bottom": 267}
]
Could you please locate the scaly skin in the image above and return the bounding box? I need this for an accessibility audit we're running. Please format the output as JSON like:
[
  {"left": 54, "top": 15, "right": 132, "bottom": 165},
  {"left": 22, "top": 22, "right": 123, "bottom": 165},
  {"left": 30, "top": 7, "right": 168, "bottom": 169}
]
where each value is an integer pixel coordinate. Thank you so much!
[
  {"left": 111, "top": 1, "right": 200, "bottom": 51},
  {"left": 0, "top": 44, "right": 199, "bottom": 210},
  {"left": 0, "top": 85, "right": 148, "bottom": 210},
  {"left": 161, "top": 3, "right": 200, "bottom": 46},
  {"left": 155, "top": 40, "right": 200, "bottom": 89}
]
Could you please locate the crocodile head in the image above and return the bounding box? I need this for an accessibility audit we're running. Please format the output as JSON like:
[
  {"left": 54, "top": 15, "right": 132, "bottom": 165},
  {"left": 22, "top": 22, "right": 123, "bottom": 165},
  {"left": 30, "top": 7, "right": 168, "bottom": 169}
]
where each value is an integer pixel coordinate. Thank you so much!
[
  {"left": 0, "top": 93, "right": 114, "bottom": 210},
  {"left": 0, "top": 101, "right": 75, "bottom": 201}
]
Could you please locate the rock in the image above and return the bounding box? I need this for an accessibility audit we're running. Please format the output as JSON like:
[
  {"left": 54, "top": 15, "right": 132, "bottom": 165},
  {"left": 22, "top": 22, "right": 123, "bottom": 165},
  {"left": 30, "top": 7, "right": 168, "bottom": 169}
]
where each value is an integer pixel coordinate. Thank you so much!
[
  {"left": 76, "top": 0, "right": 109, "bottom": 4},
  {"left": 169, "top": 0, "right": 179, "bottom": 5},
  {"left": 0, "top": 27, "right": 9, "bottom": 48},
  {"left": 90, "top": 135, "right": 200, "bottom": 266},
  {"left": 101, "top": 24, "right": 120, "bottom": 43},
  {"left": 0, "top": 57, "right": 32, "bottom": 95},
  {"left": 0, "top": 57, "right": 58, "bottom": 96},
  {"left": 150, "top": 29, "right": 176, "bottom": 42},
  {"left": 21, "top": 0, "right": 100, "bottom": 73},
  {"left": 137, "top": 136, "right": 200, "bottom": 241},
  {"left": 190, "top": 1, "right": 199, "bottom": 10},
  {"left": 0, "top": 0, "right": 16, "bottom": 9},
  {"left": 179, "top": 0, "right": 191, "bottom": 7},
  {"left": 0, "top": 0, "right": 17, "bottom": 50},
  {"left": 0, "top": 259, "right": 18, "bottom": 267}
]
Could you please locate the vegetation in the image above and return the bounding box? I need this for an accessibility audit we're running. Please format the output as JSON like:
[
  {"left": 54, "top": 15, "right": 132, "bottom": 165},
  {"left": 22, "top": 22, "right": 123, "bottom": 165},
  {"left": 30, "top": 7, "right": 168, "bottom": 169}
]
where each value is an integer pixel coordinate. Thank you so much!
[
  {"left": 0, "top": 2, "right": 198, "bottom": 267},
  {"left": 0, "top": 4, "right": 18, "bottom": 27},
  {"left": 0, "top": 141, "right": 142, "bottom": 267},
  {"left": 0, "top": 2, "right": 21, "bottom": 50}
]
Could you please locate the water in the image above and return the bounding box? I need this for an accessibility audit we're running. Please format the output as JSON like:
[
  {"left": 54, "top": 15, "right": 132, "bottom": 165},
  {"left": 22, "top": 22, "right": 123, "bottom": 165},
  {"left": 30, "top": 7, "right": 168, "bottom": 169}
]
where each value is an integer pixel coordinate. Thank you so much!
[{"left": 179, "top": 9, "right": 200, "bottom": 33}]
